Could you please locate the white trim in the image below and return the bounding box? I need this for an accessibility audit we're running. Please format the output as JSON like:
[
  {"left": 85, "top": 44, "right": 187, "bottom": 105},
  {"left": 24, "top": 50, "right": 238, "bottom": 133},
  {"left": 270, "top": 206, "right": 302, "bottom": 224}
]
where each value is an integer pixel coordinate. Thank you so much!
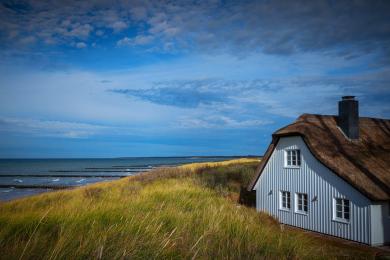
[
  {"left": 283, "top": 166, "right": 301, "bottom": 169},
  {"left": 295, "top": 192, "right": 308, "bottom": 215},
  {"left": 332, "top": 218, "right": 350, "bottom": 224},
  {"left": 332, "top": 197, "right": 350, "bottom": 223},
  {"left": 284, "top": 149, "right": 301, "bottom": 168},
  {"left": 279, "top": 190, "right": 291, "bottom": 211}
]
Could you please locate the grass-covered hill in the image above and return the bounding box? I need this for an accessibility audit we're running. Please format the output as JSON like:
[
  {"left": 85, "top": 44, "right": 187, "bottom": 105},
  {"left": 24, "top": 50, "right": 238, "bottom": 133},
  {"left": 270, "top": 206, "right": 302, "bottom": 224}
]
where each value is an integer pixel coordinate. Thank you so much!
[{"left": 0, "top": 159, "right": 383, "bottom": 259}]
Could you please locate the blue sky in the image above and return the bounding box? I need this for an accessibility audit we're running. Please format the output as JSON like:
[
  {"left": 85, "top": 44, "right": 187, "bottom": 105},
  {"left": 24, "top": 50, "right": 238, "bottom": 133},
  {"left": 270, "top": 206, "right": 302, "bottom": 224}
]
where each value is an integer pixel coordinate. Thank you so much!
[{"left": 0, "top": 0, "right": 389, "bottom": 158}]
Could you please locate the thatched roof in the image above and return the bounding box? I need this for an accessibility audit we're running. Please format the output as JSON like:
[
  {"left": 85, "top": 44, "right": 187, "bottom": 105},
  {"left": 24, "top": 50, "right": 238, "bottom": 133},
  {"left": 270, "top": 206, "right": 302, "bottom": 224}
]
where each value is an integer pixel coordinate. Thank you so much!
[{"left": 249, "top": 114, "right": 390, "bottom": 201}]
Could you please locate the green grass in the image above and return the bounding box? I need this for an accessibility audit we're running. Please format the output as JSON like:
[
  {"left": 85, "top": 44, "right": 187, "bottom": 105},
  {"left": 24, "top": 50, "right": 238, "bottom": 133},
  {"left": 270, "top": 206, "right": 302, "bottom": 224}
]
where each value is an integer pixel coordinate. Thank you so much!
[{"left": 0, "top": 159, "right": 381, "bottom": 259}]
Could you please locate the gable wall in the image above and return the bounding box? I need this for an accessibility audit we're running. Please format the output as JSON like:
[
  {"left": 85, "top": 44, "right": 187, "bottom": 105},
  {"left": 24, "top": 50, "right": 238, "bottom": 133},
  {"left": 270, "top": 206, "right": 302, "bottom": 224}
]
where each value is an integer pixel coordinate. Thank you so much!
[{"left": 254, "top": 136, "right": 373, "bottom": 244}]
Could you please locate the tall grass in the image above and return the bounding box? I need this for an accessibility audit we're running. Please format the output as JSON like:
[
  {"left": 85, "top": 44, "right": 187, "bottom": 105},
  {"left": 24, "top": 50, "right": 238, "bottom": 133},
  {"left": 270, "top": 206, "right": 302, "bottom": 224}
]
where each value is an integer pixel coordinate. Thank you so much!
[{"left": 0, "top": 159, "right": 379, "bottom": 259}]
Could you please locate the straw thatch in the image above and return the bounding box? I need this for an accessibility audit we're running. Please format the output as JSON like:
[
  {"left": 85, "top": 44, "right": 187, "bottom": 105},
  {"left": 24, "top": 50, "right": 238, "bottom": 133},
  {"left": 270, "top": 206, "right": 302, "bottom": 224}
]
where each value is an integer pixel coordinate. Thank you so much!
[{"left": 249, "top": 114, "right": 390, "bottom": 201}]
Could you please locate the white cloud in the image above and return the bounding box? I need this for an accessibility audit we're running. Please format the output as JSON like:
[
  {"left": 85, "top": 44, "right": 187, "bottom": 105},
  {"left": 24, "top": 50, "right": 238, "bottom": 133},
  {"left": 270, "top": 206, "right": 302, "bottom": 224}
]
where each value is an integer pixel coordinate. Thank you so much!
[
  {"left": 110, "top": 21, "right": 127, "bottom": 32},
  {"left": 178, "top": 115, "right": 273, "bottom": 129},
  {"left": 2, "top": 0, "right": 388, "bottom": 58},
  {"left": 117, "top": 35, "right": 154, "bottom": 47},
  {"left": 133, "top": 35, "right": 154, "bottom": 45},
  {"left": 0, "top": 53, "right": 389, "bottom": 141},
  {"left": 116, "top": 37, "right": 131, "bottom": 46},
  {"left": 67, "top": 24, "right": 93, "bottom": 39},
  {"left": 75, "top": 42, "right": 87, "bottom": 48}
]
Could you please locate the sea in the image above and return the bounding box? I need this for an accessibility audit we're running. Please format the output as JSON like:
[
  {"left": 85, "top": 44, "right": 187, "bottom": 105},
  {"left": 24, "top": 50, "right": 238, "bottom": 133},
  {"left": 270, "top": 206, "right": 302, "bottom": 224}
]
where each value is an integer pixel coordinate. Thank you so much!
[{"left": 0, "top": 157, "right": 239, "bottom": 201}]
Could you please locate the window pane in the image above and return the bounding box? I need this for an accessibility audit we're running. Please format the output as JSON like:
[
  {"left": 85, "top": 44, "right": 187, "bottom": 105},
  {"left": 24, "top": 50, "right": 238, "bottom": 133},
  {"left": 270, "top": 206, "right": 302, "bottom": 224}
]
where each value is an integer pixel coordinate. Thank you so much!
[
  {"left": 286, "top": 150, "right": 301, "bottom": 166},
  {"left": 282, "top": 191, "right": 291, "bottom": 209},
  {"left": 297, "top": 150, "right": 301, "bottom": 165},
  {"left": 344, "top": 199, "right": 350, "bottom": 220},
  {"left": 287, "top": 151, "right": 291, "bottom": 165},
  {"left": 296, "top": 194, "right": 308, "bottom": 212},
  {"left": 287, "top": 192, "right": 290, "bottom": 208},
  {"left": 304, "top": 194, "right": 308, "bottom": 211},
  {"left": 335, "top": 198, "right": 350, "bottom": 220}
]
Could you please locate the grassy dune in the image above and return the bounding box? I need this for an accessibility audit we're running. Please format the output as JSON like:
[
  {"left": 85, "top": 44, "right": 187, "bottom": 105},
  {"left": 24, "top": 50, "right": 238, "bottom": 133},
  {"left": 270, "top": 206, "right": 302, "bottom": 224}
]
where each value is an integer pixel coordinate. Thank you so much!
[{"left": 0, "top": 159, "right": 381, "bottom": 259}]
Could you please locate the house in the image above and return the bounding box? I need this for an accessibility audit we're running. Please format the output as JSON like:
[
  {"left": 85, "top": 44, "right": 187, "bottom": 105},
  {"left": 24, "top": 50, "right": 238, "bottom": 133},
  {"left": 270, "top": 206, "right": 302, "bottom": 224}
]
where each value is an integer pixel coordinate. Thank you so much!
[{"left": 248, "top": 96, "right": 390, "bottom": 246}]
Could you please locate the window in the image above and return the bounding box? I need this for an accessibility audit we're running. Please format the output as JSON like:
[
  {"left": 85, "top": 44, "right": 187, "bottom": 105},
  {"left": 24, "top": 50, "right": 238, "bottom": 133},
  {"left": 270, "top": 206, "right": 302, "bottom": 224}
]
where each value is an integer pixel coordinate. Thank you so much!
[
  {"left": 296, "top": 193, "right": 308, "bottom": 213},
  {"left": 285, "top": 149, "right": 301, "bottom": 167},
  {"left": 334, "top": 198, "right": 350, "bottom": 222},
  {"left": 280, "top": 191, "right": 291, "bottom": 210},
  {"left": 387, "top": 201, "right": 390, "bottom": 217}
]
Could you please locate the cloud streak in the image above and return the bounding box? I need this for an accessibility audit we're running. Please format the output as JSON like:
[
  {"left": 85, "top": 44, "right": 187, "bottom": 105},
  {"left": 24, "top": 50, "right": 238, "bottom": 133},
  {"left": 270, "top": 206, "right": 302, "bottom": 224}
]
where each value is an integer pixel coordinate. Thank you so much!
[
  {"left": 110, "top": 80, "right": 228, "bottom": 108},
  {"left": 111, "top": 77, "right": 390, "bottom": 119},
  {"left": 177, "top": 115, "right": 273, "bottom": 129},
  {"left": 0, "top": 117, "right": 111, "bottom": 138}
]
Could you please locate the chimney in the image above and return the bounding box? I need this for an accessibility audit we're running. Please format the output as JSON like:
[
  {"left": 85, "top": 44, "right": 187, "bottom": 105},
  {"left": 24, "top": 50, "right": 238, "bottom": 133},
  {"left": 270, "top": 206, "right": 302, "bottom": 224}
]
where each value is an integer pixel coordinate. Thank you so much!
[{"left": 338, "top": 96, "right": 359, "bottom": 139}]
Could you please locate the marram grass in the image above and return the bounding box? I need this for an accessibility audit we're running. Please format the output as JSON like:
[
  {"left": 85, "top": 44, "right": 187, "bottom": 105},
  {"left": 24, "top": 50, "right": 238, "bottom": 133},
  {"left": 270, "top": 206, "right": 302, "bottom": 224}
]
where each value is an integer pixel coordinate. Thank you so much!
[{"left": 0, "top": 159, "right": 379, "bottom": 259}]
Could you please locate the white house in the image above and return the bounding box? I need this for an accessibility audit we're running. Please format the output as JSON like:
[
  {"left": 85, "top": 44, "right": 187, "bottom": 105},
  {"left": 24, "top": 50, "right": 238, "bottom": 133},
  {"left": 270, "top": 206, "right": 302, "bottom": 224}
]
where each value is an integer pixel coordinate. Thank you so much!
[{"left": 249, "top": 96, "right": 390, "bottom": 246}]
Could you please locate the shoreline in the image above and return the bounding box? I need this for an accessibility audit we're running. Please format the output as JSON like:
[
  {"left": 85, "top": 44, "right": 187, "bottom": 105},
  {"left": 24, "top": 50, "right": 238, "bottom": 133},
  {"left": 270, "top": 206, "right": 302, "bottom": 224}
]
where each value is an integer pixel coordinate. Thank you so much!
[{"left": 0, "top": 158, "right": 261, "bottom": 202}]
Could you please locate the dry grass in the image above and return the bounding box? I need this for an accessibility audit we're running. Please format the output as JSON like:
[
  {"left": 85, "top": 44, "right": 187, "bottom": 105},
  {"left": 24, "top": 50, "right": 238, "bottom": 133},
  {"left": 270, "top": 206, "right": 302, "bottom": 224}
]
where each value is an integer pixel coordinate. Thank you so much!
[{"left": 0, "top": 159, "right": 381, "bottom": 259}]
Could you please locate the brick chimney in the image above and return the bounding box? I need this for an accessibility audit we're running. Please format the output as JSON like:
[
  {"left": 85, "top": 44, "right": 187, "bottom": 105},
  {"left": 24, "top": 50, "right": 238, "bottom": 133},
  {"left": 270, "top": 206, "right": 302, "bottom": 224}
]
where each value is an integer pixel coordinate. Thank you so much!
[{"left": 338, "top": 96, "right": 359, "bottom": 139}]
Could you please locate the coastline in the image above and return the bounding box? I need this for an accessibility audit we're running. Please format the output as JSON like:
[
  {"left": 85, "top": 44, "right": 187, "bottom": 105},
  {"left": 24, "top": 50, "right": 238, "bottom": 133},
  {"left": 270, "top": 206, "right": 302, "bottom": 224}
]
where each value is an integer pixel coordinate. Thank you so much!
[
  {"left": 0, "top": 157, "right": 261, "bottom": 201},
  {"left": 0, "top": 158, "right": 384, "bottom": 259}
]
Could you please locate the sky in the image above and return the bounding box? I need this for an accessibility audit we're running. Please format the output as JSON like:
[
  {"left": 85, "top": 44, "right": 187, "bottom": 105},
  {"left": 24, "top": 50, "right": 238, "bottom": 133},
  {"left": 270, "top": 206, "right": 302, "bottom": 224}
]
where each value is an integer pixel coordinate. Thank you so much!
[{"left": 0, "top": 0, "right": 390, "bottom": 158}]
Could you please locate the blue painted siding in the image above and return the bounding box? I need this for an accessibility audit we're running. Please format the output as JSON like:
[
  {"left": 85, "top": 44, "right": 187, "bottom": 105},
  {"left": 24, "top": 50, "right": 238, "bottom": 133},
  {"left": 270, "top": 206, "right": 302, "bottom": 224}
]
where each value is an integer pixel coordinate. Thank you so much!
[{"left": 254, "top": 136, "right": 373, "bottom": 244}]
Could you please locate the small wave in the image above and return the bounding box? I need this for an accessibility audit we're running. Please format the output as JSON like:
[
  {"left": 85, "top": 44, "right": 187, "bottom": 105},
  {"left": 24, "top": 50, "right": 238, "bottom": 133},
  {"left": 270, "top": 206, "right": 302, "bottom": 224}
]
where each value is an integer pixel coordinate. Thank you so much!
[
  {"left": 52, "top": 178, "right": 60, "bottom": 182},
  {"left": 1, "top": 189, "right": 12, "bottom": 193},
  {"left": 76, "top": 178, "right": 86, "bottom": 183},
  {"left": 13, "top": 179, "right": 23, "bottom": 183}
]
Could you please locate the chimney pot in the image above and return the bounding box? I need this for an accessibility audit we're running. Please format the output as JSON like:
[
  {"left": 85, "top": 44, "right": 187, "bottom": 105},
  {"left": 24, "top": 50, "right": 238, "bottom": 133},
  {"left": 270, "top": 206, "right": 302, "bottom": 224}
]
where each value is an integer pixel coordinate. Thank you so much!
[{"left": 342, "top": 96, "right": 355, "bottom": 101}]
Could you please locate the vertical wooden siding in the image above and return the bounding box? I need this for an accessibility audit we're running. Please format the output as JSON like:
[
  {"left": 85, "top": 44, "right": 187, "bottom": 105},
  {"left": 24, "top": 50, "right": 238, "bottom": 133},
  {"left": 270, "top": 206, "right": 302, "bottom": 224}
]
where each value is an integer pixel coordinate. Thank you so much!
[{"left": 255, "top": 136, "right": 372, "bottom": 244}]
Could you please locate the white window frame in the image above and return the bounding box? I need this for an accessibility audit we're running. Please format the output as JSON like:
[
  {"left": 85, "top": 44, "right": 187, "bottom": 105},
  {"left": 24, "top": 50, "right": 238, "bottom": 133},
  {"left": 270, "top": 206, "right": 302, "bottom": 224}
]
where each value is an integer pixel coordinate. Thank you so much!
[
  {"left": 295, "top": 193, "right": 308, "bottom": 215},
  {"left": 279, "top": 191, "right": 291, "bottom": 211},
  {"left": 333, "top": 197, "right": 350, "bottom": 223},
  {"left": 284, "top": 149, "right": 301, "bottom": 168}
]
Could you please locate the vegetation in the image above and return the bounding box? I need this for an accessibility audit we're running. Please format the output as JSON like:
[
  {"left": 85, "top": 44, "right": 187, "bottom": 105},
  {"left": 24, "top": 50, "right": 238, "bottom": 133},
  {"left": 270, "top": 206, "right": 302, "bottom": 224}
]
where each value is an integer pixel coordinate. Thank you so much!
[{"left": 0, "top": 159, "right": 383, "bottom": 259}]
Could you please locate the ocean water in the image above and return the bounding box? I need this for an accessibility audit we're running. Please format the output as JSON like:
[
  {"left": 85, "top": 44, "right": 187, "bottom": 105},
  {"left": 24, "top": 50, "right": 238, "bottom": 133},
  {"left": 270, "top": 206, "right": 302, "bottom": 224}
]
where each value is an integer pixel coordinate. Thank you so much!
[{"left": 0, "top": 157, "right": 237, "bottom": 201}]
